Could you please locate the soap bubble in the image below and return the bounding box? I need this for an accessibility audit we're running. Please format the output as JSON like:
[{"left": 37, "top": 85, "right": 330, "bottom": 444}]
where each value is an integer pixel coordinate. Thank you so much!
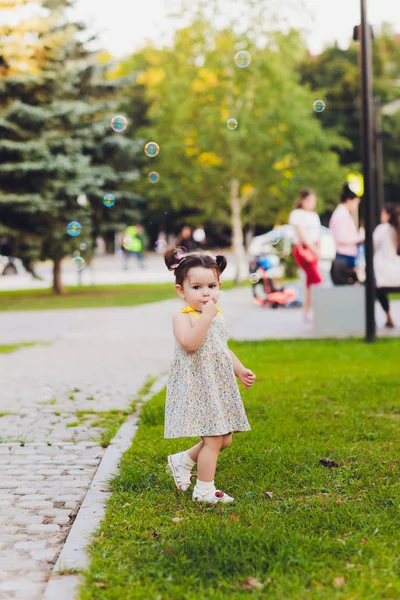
[
  {"left": 249, "top": 272, "right": 261, "bottom": 284},
  {"left": 193, "top": 228, "right": 206, "bottom": 242},
  {"left": 79, "top": 242, "right": 88, "bottom": 251},
  {"left": 77, "top": 194, "right": 88, "bottom": 207},
  {"left": 110, "top": 115, "right": 128, "bottom": 132},
  {"left": 234, "top": 51, "right": 251, "bottom": 68},
  {"left": 144, "top": 142, "right": 160, "bottom": 157},
  {"left": 122, "top": 235, "right": 133, "bottom": 250},
  {"left": 73, "top": 255, "right": 86, "bottom": 271},
  {"left": 227, "top": 118, "right": 238, "bottom": 130},
  {"left": 313, "top": 100, "right": 325, "bottom": 113},
  {"left": 154, "top": 239, "right": 168, "bottom": 254},
  {"left": 67, "top": 221, "right": 81, "bottom": 237},
  {"left": 103, "top": 193, "right": 115, "bottom": 208},
  {"left": 148, "top": 171, "right": 160, "bottom": 183},
  {"left": 266, "top": 231, "right": 280, "bottom": 246}
]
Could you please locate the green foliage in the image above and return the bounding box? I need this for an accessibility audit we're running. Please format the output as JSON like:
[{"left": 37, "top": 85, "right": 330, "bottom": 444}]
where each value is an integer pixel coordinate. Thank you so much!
[
  {"left": 124, "top": 18, "right": 347, "bottom": 238},
  {"left": 80, "top": 338, "right": 400, "bottom": 599},
  {"left": 298, "top": 25, "right": 400, "bottom": 206}
]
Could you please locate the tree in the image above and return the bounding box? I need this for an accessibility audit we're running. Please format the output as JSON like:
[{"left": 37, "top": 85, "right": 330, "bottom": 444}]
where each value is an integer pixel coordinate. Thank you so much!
[
  {"left": 298, "top": 25, "right": 400, "bottom": 205},
  {"left": 126, "top": 16, "right": 348, "bottom": 280},
  {"left": 0, "top": 0, "right": 144, "bottom": 292}
]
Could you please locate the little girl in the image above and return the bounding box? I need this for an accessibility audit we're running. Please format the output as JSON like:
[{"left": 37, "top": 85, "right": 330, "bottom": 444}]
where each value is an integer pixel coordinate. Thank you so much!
[{"left": 164, "top": 247, "right": 256, "bottom": 504}]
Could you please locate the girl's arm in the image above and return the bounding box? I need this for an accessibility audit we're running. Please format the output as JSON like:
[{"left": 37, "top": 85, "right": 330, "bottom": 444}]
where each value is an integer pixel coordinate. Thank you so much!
[
  {"left": 229, "top": 349, "right": 256, "bottom": 389},
  {"left": 173, "top": 305, "right": 216, "bottom": 353},
  {"left": 229, "top": 349, "right": 245, "bottom": 376}
]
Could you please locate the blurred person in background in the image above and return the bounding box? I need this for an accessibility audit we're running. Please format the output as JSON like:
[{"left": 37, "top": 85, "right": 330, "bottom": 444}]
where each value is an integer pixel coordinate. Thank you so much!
[
  {"left": 289, "top": 188, "right": 322, "bottom": 322},
  {"left": 374, "top": 204, "right": 400, "bottom": 328},
  {"left": 121, "top": 223, "right": 145, "bottom": 270},
  {"left": 176, "top": 225, "right": 197, "bottom": 251},
  {"left": 329, "top": 183, "right": 365, "bottom": 269}
]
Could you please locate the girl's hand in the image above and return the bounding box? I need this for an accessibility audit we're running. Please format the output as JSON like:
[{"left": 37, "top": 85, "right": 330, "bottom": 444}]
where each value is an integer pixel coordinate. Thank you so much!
[
  {"left": 238, "top": 367, "right": 256, "bottom": 389},
  {"left": 202, "top": 299, "right": 218, "bottom": 320}
]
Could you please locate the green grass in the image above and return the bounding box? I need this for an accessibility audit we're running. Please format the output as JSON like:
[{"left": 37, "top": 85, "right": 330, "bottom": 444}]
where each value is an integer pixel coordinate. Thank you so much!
[
  {"left": 0, "top": 341, "right": 42, "bottom": 354},
  {"left": 0, "top": 281, "right": 240, "bottom": 312},
  {"left": 65, "top": 376, "right": 158, "bottom": 448},
  {"left": 80, "top": 338, "right": 400, "bottom": 600}
]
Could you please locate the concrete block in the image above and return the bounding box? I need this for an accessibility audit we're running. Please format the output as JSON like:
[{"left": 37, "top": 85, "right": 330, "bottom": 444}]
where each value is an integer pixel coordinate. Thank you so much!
[{"left": 313, "top": 285, "right": 366, "bottom": 337}]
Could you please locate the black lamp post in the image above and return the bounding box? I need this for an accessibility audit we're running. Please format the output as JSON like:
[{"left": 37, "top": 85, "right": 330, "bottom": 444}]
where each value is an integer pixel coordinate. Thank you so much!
[{"left": 359, "top": 0, "right": 376, "bottom": 343}]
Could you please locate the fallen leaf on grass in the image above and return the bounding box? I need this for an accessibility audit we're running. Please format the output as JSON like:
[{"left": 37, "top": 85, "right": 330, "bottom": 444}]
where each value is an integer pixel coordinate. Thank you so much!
[
  {"left": 335, "top": 499, "right": 342, "bottom": 505},
  {"left": 345, "top": 563, "right": 355, "bottom": 570},
  {"left": 265, "top": 491, "right": 273, "bottom": 499},
  {"left": 360, "top": 537, "right": 368, "bottom": 545},
  {"left": 319, "top": 457, "right": 339, "bottom": 468},
  {"left": 148, "top": 531, "right": 161, "bottom": 540},
  {"left": 242, "top": 577, "right": 264, "bottom": 590},
  {"left": 165, "top": 546, "right": 174, "bottom": 555},
  {"left": 332, "top": 576, "right": 345, "bottom": 588},
  {"left": 171, "top": 517, "right": 183, "bottom": 523},
  {"left": 94, "top": 582, "right": 107, "bottom": 588},
  {"left": 229, "top": 513, "right": 239, "bottom": 522}
]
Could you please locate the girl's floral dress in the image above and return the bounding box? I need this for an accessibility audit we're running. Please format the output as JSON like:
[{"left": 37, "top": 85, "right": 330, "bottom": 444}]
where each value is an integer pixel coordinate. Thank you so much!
[{"left": 165, "top": 306, "right": 251, "bottom": 438}]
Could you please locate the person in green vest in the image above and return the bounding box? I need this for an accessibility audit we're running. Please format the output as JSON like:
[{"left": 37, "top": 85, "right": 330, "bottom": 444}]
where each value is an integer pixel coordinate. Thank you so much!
[{"left": 121, "top": 223, "right": 145, "bottom": 270}]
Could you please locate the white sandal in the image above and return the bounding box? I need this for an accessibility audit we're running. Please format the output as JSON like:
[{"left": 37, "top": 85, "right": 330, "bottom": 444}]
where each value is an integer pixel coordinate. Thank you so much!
[
  {"left": 166, "top": 452, "right": 194, "bottom": 491},
  {"left": 192, "top": 486, "right": 234, "bottom": 504}
]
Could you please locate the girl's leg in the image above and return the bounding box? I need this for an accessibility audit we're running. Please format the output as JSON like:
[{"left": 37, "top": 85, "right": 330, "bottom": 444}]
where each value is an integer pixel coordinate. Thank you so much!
[
  {"left": 197, "top": 435, "right": 223, "bottom": 482},
  {"left": 303, "top": 285, "right": 312, "bottom": 321},
  {"left": 220, "top": 432, "right": 232, "bottom": 451},
  {"left": 187, "top": 440, "right": 204, "bottom": 463},
  {"left": 193, "top": 435, "right": 235, "bottom": 503}
]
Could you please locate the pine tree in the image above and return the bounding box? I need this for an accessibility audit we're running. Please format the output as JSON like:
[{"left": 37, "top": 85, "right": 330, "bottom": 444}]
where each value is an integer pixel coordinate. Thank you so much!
[{"left": 0, "top": 0, "right": 144, "bottom": 292}]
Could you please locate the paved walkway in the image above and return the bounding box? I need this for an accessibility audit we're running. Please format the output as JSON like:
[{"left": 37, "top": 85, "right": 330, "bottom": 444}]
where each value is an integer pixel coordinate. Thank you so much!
[{"left": 0, "top": 288, "right": 398, "bottom": 599}]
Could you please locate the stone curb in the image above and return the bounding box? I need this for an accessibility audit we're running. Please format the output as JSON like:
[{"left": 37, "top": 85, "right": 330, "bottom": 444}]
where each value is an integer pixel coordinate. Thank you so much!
[{"left": 43, "top": 374, "right": 168, "bottom": 600}]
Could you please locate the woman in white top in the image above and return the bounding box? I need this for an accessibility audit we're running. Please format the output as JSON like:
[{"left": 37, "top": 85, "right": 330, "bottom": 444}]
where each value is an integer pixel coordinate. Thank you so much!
[
  {"left": 289, "top": 189, "right": 322, "bottom": 322},
  {"left": 374, "top": 204, "right": 400, "bottom": 328}
]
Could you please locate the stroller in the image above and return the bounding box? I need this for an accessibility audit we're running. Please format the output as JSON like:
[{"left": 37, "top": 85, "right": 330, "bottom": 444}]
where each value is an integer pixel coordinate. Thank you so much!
[{"left": 249, "top": 254, "right": 302, "bottom": 308}]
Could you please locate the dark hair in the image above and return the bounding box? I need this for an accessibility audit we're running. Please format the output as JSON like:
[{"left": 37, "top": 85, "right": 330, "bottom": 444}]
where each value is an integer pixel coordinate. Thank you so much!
[
  {"left": 384, "top": 203, "right": 400, "bottom": 255},
  {"left": 164, "top": 247, "right": 227, "bottom": 286},
  {"left": 340, "top": 183, "right": 358, "bottom": 203},
  {"left": 293, "top": 188, "right": 315, "bottom": 209}
]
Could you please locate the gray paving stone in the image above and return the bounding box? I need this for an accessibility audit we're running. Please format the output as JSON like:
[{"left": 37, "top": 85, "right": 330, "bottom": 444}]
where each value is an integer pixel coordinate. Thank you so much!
[
  {"left": 14, "top": 540, "right": 48, "bottom": 551},
  {"left": 18, "top": 501, "right": 54, "bottom": 510},
  {"left": 52, "top": 495, "right": 81, "bottom": 503},
  {"left": 26, "top": 524, "right": 60, "bottom": 534},
  {"left": 30, "top": 547, "right": 59, "bottom": 562},
  {"left": 11, "top": 515, "right": 44, "bottom": 526},
  {"left": 0, "top": 526, "right": 19, "bottom": 535}
]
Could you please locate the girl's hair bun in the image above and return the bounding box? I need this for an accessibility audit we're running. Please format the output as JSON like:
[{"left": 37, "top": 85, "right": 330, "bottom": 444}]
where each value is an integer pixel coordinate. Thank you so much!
[
  {"left": 164, "top": 247, "right": 185, "bottom": 271},
  {"left": 214, "top": 255, "right": 227, "bottom": 274}
]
